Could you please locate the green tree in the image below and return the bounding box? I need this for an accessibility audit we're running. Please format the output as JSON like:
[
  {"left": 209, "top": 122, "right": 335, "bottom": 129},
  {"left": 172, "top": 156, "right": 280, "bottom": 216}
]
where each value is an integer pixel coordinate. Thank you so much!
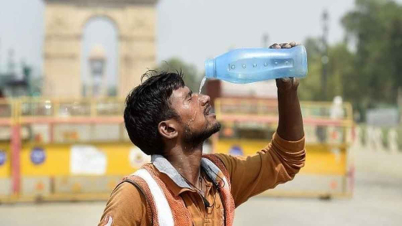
[
  {"left": 327, "top": 43, "right": 355, "bottom": 100},
  {"left": 299, "top": 38, "right": 355, "bottom": 102},
  {"left": 341, "top": 0, "right": 402, "bottom": 108},
  {"left": 300, "top": 0, "right": 402, "bottom": 120},
  {"left": 157, "top": 58, "right": 201, "bottom": 92},
  {"left": 299, "top": 38, "right": 323, "bottom": 101}
]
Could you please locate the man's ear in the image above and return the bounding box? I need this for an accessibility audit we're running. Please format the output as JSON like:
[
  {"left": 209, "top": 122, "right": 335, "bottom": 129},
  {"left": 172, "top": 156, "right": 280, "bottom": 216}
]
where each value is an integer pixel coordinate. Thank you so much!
[{"left": 158, "top": 119, "right": 178, "bottom": 140}]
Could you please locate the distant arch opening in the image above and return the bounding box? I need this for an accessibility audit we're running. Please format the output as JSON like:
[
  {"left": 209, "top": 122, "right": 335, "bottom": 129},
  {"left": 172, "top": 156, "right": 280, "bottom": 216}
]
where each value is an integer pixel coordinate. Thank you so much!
[{"left": 81, "top": 16, "right": 119, "bottom": 97}]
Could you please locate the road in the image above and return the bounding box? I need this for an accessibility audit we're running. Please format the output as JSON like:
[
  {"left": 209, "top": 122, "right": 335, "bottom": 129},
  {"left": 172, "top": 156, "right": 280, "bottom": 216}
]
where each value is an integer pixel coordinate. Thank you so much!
[{"left": 1, "top": 151, "right": 402, "bottom": 226}]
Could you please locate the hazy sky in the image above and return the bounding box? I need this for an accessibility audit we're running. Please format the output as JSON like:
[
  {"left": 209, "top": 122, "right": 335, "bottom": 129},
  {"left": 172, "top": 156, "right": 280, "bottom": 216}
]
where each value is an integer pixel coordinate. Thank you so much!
[{"left": 0, "top": 0, "right": 371, "bottom": 82}]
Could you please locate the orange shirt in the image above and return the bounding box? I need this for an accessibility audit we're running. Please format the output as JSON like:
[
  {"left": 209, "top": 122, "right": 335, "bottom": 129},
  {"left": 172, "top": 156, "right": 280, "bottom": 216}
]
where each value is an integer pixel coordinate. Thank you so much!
[{"left": 99, "top": 133, "right": 305, "bottom": 226}]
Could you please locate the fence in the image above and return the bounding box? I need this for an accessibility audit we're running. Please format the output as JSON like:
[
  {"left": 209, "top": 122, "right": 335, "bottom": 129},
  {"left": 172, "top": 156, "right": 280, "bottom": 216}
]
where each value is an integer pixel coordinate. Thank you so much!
[
  {"left": 353, "top": 125, "right": 402, "bottom": 153},
  {"left": 0, "top": 98, "right": 139, "bottom": 202},
  {"left": 2, "top": 97, "right": 399, "bottom": 201}
]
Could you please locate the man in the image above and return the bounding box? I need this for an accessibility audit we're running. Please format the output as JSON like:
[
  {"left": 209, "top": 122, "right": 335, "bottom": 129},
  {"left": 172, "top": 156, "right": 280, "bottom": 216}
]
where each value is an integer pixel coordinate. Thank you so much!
[{"left": 99, "top": 42, "right": 306, "bottom": 226}]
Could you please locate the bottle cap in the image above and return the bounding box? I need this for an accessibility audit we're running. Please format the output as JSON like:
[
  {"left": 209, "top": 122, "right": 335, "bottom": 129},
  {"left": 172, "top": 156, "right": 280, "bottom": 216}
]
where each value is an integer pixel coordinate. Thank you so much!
[{"left": 205, "top": 59, "right": 216, "bottom": 78}]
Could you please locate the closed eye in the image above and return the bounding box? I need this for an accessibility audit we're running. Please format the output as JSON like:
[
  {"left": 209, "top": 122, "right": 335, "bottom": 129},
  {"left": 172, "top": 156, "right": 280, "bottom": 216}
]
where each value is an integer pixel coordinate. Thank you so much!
[{"left": 187, "top": 91, "right": 193, "bottom": 100}]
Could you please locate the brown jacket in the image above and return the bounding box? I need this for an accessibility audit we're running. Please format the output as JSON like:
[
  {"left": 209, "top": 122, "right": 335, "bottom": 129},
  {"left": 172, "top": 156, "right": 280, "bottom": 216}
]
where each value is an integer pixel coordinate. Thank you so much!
[{"left": 99, "top": 133, "right": 306, "bottom": 226}]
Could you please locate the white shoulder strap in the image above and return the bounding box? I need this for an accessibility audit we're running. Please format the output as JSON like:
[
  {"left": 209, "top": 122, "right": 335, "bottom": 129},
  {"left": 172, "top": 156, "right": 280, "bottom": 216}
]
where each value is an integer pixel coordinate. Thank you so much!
[{"left": 134, "top": 169, "right": 174, "bottom": 226}]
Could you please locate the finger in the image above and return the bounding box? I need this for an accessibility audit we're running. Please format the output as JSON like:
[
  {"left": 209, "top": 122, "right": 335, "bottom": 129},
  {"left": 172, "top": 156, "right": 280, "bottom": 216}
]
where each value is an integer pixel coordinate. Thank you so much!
[
  {"left": 270, "top": 43, "right": 280, "bottom": 49},
  {"left": 270, "top": 43, "right": 281, "bottom": 49},
  {"left": 278, "top": 77, "right": 292, "bottom": 83},
  {"left": 276, "top": 77, "right": 292, "bottom": 90},
  {"left": 280, "top": 43, "right": 291, "bottom": 48},
  {"left": 291, "top": 77, "right": 300, "bottom": 87},
  {"left": 289, "top": 41, "right": 297, "bottom": 47}
]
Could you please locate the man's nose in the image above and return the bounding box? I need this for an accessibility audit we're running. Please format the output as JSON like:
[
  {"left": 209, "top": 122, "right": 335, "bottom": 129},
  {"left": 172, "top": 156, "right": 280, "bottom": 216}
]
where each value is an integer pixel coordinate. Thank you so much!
[{"left": 199, "top": 94, "right": 211, "bottom": 105}]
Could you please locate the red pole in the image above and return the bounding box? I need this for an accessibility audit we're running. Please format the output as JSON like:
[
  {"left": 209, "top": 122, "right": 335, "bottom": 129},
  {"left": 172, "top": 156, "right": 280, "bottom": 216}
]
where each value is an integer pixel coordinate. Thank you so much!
[
  {"left": 49, "top": 123, "right": 54, "bottom": 143},
  {"left": 11, "top": 125, "right": 21, "bottom": 194}
]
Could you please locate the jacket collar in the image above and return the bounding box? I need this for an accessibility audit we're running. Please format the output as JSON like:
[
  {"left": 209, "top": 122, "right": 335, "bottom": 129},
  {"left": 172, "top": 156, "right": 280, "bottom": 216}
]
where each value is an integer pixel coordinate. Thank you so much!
[{"left": 151, "top": 154, "right": 223, "bottom": 194}]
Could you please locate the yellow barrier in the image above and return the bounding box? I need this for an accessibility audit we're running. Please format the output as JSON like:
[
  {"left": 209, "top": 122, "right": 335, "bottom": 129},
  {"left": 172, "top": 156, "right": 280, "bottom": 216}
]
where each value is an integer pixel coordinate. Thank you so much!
[
  {"left": 0, "top": 97, "right": 354, "bottom": 201},
  {"left": 0, "top": 143, "right": 10, "bottom": 178},
  {"left": 214, "top": 139, "right": 348, "bottom": 175},
  {"left": 20, "top": 142, "right": 145, "bottom": 176},
  {"left": 212, "top": 98, "right": 354, "bottom": 197}
]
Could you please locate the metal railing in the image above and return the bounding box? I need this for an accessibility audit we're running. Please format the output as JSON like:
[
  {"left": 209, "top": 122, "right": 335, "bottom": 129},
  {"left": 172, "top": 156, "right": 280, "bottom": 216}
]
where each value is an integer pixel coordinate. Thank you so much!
[
  {"left": 215, "top": 98, "right": 354, "bottom": 127},
  {"left": 17, "top": 97, "right": 124, "bottom": 118}
]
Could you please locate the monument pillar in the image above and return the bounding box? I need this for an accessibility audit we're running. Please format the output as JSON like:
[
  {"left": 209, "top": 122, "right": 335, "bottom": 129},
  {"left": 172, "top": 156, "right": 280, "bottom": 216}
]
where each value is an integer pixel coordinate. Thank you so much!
[{"left": 43, "top": 0, "right": 158, "bottom": 98}]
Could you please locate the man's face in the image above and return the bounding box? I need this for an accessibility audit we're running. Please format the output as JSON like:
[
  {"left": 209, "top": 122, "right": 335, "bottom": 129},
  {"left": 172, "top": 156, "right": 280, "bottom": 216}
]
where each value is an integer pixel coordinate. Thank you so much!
[{"left": 169, "top": 86, "right": 221, "bottom": 145}]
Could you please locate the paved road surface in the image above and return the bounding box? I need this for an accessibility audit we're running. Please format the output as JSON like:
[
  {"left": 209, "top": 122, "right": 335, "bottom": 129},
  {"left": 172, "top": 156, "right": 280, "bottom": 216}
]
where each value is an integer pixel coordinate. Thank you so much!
[
  {"left": 1, "top": 171, "right": 401, "bottom": 226},
  {"left": 1, "top": 149, "right": 402, "bottom": 226},
  {"left": 235, "top": 172, "right": 402, "bottom": 226}
]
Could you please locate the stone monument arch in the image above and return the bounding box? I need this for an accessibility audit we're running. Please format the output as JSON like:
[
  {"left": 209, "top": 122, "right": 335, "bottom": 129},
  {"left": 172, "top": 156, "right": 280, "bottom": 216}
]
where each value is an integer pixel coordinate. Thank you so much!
[{"left": 43, "top": 0, "right": 157, "bottom": 98}]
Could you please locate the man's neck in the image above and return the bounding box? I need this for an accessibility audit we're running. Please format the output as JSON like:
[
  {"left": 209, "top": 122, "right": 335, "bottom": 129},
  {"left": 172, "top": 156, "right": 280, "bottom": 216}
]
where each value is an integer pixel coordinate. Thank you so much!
[{"left": 164, "top": 143, "right": 203, "bottom": 186}]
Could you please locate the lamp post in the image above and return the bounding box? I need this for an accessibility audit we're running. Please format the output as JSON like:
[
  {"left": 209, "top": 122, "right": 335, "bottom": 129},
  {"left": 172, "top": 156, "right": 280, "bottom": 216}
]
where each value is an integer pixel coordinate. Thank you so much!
[
  {"left": 321, "top": 10, "right": 329, "bottom": 100},
  {"left": 89, "top": 45, "right": 106, "bottom": 98},
  {"left": 262, "top": 33, "right": 269, "bottom": 48}
]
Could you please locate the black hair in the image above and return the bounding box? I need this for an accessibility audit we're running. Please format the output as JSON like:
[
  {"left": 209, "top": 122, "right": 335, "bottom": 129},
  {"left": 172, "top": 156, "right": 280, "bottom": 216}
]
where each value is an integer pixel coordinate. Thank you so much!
[{"left": 124, "top": 70, "right": 185, "bottom": 155}]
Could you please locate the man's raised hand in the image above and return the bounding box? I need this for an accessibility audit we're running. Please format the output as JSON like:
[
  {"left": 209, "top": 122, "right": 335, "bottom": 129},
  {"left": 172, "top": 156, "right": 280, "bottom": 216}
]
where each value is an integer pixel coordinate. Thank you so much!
[{"left": 269, "top": 42, "right": 300, "bottom": 92}]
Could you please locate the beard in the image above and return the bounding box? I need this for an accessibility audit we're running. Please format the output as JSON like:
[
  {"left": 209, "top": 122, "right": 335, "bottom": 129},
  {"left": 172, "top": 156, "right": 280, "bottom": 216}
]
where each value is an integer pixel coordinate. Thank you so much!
[{"left": 183, "top": 121, "right": 221, "bottom": 147}]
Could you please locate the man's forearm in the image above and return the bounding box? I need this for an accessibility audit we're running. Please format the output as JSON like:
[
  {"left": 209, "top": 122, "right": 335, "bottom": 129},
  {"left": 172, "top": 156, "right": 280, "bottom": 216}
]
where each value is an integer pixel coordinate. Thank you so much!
[{"left": 276, "top": 88, "right": 304, "bottom": 141}]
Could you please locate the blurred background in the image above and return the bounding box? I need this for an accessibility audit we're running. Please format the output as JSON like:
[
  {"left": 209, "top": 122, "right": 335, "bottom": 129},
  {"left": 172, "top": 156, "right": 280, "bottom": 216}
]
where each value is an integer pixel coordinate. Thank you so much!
[{"left": 0, "top": 0, "right": 401, "bottom": 225}]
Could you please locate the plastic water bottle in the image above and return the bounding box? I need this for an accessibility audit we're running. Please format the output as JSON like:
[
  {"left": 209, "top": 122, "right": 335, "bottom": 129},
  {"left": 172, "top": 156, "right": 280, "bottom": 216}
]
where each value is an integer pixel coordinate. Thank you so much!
[{"left": 204, "top": 45, "right": 308, "bottom": 84}]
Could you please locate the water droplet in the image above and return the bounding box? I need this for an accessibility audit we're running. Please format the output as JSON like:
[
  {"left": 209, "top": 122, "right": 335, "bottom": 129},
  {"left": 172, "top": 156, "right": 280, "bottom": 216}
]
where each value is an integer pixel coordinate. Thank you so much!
[
  {"left": 253, "top": 63, "right": 257, "bottom": 67},
  {"left": 231, "top": 65, "right": 235, "bottom": 69},
  {"left": 242, "top": 64, "right": 246, "bottom": 68},
  {"left": 275, "top": 61, "right": 278, "bottom": 65},
  {"left": 285, "top": 61, "right": 289, "bottom": 65},
  {"left": 264, "top": 62, "right": 268, "bottom": 67}
]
